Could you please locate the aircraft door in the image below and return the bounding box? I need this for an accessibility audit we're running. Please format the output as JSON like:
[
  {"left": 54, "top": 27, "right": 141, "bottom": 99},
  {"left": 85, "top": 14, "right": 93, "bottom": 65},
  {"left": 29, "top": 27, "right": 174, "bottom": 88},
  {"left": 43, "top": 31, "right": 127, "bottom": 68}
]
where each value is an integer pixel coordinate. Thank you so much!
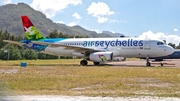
[{"left": 144, "top": 39, "right": 151, "bottom": 50}]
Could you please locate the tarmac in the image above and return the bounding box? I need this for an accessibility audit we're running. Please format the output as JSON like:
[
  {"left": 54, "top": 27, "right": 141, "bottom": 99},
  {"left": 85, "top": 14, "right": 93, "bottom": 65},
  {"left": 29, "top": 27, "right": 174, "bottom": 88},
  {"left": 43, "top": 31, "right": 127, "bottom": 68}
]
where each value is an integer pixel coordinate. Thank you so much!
[{"left": 106, "top": 59, "right": 179, "bottom": 67}]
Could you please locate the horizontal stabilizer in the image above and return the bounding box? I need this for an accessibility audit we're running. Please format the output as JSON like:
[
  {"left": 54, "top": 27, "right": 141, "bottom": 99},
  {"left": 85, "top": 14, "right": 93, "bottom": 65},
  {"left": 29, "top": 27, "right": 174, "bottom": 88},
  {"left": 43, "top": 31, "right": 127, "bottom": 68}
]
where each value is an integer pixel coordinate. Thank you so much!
[
  {"left": 3, "top": 40, "right": 24, "bottom": 46},
  {"left": 31, "top": 41, "right": 51, "bottom": 46}
]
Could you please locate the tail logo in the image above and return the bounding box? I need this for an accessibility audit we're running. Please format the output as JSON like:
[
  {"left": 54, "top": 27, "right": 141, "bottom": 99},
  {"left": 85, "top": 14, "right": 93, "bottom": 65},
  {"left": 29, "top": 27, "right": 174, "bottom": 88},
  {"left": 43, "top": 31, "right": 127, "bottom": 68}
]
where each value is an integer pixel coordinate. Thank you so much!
[
  {"left": 21, "top": 15, "right": 44, "bottom": 41},
  {"left": 24, "top": 26, "right": 43, "bottom": 40}
]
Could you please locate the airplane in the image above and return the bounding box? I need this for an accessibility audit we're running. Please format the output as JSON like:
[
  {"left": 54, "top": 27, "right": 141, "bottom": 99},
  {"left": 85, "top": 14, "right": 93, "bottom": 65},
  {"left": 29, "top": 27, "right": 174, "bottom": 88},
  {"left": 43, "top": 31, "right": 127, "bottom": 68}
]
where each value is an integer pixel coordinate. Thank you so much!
[{"left": 3, "top": 15, "right": 174, "bottom": 66}]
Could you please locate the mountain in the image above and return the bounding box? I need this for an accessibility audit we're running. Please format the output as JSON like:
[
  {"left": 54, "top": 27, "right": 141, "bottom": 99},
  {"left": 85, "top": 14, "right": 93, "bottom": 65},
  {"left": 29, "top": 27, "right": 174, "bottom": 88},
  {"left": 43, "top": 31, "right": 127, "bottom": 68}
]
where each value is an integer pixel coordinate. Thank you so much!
[
  {"left": 0, "top": 3, "right": 113, "bottom": 37},
  {"left": 101, "top": 31, "right": 125, "bottom": 37}
]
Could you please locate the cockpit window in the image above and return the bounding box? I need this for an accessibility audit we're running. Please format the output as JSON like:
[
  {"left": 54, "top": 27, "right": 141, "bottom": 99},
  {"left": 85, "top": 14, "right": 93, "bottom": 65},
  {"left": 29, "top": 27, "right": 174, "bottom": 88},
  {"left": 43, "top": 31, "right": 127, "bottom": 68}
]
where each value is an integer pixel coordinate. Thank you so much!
[{"left": 157, "top": 42, "right": 165, "bottom": 45}]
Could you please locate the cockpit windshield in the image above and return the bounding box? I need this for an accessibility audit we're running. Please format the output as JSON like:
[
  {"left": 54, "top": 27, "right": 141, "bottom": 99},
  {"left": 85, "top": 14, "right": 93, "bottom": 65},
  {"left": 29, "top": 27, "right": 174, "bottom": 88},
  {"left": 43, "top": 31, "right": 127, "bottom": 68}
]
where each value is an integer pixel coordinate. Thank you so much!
[{"left": 157, "top": 41, "right": 165, "bottom": 45}]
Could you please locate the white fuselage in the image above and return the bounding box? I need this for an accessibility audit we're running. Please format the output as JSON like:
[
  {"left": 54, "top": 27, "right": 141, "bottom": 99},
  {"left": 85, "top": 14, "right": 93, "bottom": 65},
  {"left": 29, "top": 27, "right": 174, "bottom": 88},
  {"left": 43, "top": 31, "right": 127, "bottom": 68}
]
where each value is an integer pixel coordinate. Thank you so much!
[{"left": 42, "top": 38, "right": 174, "bottom": 58}]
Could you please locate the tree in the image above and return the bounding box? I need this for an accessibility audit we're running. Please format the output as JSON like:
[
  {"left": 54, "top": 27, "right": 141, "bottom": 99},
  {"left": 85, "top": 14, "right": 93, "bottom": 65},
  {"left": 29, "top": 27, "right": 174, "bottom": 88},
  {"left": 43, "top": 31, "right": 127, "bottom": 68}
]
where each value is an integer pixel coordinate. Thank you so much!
[
  {"left": 0, "top": 44, "right": 22, "bottom": 60},
  {"left": 21, "top": 49, "right": 37, "bottom": 60},
  {"left": 9, "top": 45, "right": 22, "bottom": 60},
  {"left": 38, "top": 53, "right": 58, "bottom": 59},
  {"left": 48, "top": 30, "right": 59, "bottom": 38},
  {"left": 38, "top": 53, "right": 47, "bottom": 59},
  {"left": 176, "top": 43, "right": 180, "bottom": 49},
  {"left": 0, "top": 49, "right": 7, "bottom": 60},
  {"left": 168, "top": 43, "right": 176, "bottom": 48}
]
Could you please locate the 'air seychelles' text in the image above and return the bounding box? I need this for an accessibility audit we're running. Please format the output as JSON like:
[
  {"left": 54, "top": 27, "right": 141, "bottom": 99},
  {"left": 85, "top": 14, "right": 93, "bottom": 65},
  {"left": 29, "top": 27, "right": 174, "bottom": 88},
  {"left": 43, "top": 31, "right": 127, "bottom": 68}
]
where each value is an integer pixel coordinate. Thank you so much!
[{"left": 83, "top": 39, "right": 143, "bottom": 49}]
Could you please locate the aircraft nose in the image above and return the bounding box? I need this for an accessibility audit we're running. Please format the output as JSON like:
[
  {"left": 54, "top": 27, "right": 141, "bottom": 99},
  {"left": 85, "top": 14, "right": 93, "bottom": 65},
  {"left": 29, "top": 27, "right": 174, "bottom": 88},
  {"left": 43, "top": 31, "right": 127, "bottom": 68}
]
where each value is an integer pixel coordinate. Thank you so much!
[{"left": 166, "top": 46, "right": 174, "bottom": 55}]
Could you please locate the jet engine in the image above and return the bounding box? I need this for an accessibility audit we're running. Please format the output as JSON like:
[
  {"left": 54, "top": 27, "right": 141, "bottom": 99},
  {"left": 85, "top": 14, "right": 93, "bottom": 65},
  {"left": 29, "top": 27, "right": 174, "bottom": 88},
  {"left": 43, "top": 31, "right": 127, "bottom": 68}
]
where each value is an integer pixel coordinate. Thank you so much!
[{"left": 89, "top": 52, "right": 113, "bottom": 62}]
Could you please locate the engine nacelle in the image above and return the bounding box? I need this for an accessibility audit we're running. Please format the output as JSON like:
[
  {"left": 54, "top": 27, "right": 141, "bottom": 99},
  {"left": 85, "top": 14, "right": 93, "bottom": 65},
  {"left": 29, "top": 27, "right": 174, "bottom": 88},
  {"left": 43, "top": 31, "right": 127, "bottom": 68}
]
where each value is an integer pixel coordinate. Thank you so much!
[{"left": 89, "top": 52, "right": 113, "bottom": 62}]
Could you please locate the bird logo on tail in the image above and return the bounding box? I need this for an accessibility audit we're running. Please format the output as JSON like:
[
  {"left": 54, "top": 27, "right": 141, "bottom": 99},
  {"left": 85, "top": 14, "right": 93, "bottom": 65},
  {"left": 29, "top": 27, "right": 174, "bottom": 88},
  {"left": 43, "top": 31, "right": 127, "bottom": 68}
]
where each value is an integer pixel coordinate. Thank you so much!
[{"left": 21, "top": 16, "right": 45, "bottom": 41}]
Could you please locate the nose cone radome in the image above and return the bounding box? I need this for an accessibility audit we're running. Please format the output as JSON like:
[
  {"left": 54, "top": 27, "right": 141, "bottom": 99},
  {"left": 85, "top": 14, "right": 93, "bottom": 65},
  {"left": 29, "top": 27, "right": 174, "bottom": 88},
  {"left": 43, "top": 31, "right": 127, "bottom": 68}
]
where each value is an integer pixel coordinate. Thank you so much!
[{"left": 167, "top": 46, "right": 174, "bottom": 55}]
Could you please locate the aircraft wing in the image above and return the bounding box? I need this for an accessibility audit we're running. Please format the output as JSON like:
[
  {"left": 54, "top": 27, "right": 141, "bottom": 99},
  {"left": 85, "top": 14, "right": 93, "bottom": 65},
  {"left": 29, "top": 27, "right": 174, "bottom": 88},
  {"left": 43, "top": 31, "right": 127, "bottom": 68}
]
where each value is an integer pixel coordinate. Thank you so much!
[
  {"left": 3, "top": 40, "right": 24, "bottom": 46},
  {"left": 32, "top": 41, "right": 105, "bottom": 53}
]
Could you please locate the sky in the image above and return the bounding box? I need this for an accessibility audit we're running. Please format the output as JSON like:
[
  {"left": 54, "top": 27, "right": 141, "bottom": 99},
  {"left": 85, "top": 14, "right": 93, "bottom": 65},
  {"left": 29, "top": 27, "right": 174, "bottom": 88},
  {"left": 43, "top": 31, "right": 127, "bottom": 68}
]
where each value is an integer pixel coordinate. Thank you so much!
[{"left": 0, "top": 0, "right": 180, "bottom": 45}]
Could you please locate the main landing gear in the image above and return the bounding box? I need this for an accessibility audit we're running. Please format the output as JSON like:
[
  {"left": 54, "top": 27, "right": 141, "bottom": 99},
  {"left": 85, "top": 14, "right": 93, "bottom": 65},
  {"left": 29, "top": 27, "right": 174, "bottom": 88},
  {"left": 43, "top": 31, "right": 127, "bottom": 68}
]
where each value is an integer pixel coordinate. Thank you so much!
[
  {"left": 80, "top": 60, "right": 88, "bottom": 66},
  {"left": 146, "top": 57, "right": 151, "bottom": 66},
  {"left": 93, "top": 62, "right": 100, "bottom": 65},
  {"left": 80, "top": 60, "right": 100, "bottom": 66}
]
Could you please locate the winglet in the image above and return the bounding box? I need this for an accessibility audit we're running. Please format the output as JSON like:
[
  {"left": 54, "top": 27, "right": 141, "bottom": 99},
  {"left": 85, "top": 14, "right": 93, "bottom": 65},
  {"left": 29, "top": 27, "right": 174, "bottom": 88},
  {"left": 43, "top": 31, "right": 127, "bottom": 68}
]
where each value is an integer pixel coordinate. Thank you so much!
[{"left": 21, "top": 15, "right": 45, "bottom": 41}]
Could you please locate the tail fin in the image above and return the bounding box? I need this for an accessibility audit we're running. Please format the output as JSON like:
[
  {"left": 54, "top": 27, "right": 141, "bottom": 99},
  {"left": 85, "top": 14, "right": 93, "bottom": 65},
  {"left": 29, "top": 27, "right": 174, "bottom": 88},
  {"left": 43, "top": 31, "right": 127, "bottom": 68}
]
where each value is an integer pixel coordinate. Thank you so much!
[{"left": 21, "top": 16, "right": 45, "bottom": 41}]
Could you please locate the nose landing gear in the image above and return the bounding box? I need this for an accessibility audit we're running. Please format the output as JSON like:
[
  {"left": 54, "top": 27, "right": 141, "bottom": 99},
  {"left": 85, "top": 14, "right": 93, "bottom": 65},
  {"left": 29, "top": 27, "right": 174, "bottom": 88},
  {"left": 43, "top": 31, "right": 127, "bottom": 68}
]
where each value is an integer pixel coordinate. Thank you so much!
[{"left": 146, "top": 57, "right": 151, "bottom": 66}]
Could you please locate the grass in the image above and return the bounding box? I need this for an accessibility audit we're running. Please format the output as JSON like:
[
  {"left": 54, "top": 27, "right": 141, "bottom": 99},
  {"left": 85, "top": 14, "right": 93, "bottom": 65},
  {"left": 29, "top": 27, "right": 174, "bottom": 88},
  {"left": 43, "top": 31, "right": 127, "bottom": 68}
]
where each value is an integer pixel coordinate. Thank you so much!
[
  {"left": 0, "top": 59, "right": 86, "bottom": 66},
  {"left": 0, "top": 59, "right": 180, "bottom": 97}
]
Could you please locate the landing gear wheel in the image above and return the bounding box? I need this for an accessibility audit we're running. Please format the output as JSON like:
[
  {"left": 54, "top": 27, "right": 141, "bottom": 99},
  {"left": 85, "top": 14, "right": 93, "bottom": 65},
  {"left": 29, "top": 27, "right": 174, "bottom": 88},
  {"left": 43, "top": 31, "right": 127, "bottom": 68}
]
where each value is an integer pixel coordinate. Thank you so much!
[
  {"left": 146, "top": 57, "right": 151, "bottom": 66},
  {"left": 161, "top": 63, "right": 163, "bottom": 66},
  {"left": 93, "top": 62, "right": 100, "bottom": 65},
  {"left": 80, "top": 60, "right": 88, "bottom": 66},
  {"left": 146, "top": 62, "right": 151, "bottom": 66}
]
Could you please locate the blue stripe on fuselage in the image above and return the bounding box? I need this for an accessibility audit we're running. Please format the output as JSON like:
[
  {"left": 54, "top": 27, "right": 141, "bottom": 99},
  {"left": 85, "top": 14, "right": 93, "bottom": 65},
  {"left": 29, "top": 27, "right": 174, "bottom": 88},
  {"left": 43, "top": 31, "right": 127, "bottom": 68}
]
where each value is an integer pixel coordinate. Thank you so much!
[{"left": 39, "top": 38, "right": 67, "bottom": 43}]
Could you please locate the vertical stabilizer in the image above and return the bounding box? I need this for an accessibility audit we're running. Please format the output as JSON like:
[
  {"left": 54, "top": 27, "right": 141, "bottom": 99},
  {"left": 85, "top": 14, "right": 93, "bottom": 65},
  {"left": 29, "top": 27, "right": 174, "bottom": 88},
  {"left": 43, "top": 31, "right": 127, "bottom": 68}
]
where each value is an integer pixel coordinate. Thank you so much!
[{"left": 21, "top": 16, "right": 45, "bottom": 40}]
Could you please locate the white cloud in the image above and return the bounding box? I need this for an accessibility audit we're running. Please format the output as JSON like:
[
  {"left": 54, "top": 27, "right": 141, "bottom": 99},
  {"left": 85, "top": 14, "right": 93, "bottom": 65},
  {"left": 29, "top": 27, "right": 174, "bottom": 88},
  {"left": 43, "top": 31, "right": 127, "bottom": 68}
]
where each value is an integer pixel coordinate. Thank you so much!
[
  {"left": 106, "top": 19, "right": 128, "bottom": 23},
  {"left": 87, "top": 2, "right": 114, "bottom": 17},
  {"left": 109, "top": 19, "right": 127, "bottom": 23},
  {"left": 30, "top": 0, "right": 82, "bottom": 18},
  {"left": 68, "top": 21, "right": 78, "bottom": 26},
  {"left": 72, "top": 12, "right": 82, "bottom": 20},
  {"left": 139, "top": 30, "right": 180, "bottom": 45},
  {"left": 87, "top": 2, "right": 115, "bottom": 23},
  {"left": 109, "top": 19, "right": 119, "bottom": 23},
  {"left": 0, "top": 0, "right": 11, "bottom": 4},
  {"left": 174, "top": 28, "right": 178, "bottom": 32},
  {"left": 97, "top": 16, "right": 108, "bottom": 23}
]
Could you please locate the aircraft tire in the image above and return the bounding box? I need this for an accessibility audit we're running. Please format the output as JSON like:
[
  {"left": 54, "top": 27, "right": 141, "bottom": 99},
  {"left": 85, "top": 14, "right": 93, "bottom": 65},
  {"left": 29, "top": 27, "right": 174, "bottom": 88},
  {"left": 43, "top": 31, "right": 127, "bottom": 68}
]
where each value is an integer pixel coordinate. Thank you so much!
[
  {"left": 146, "top": 62, "right": 151, "bottom": 66},
  {"left": 93, "top": 62, "right": 100, "bottom": 65},
  {"left": 80, "top": 60, "right": 88, "bottom": 66},
  {"left": 161, "top": 63, "right": 163, "bottom": 66}
]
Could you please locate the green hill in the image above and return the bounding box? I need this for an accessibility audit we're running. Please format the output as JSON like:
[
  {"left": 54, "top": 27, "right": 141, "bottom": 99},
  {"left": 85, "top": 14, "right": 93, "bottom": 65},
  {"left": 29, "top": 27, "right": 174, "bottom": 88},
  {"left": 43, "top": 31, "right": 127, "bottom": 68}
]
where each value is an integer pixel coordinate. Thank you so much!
[{"left": 0, "top": 3, "right": 111, "bottom": 37}]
